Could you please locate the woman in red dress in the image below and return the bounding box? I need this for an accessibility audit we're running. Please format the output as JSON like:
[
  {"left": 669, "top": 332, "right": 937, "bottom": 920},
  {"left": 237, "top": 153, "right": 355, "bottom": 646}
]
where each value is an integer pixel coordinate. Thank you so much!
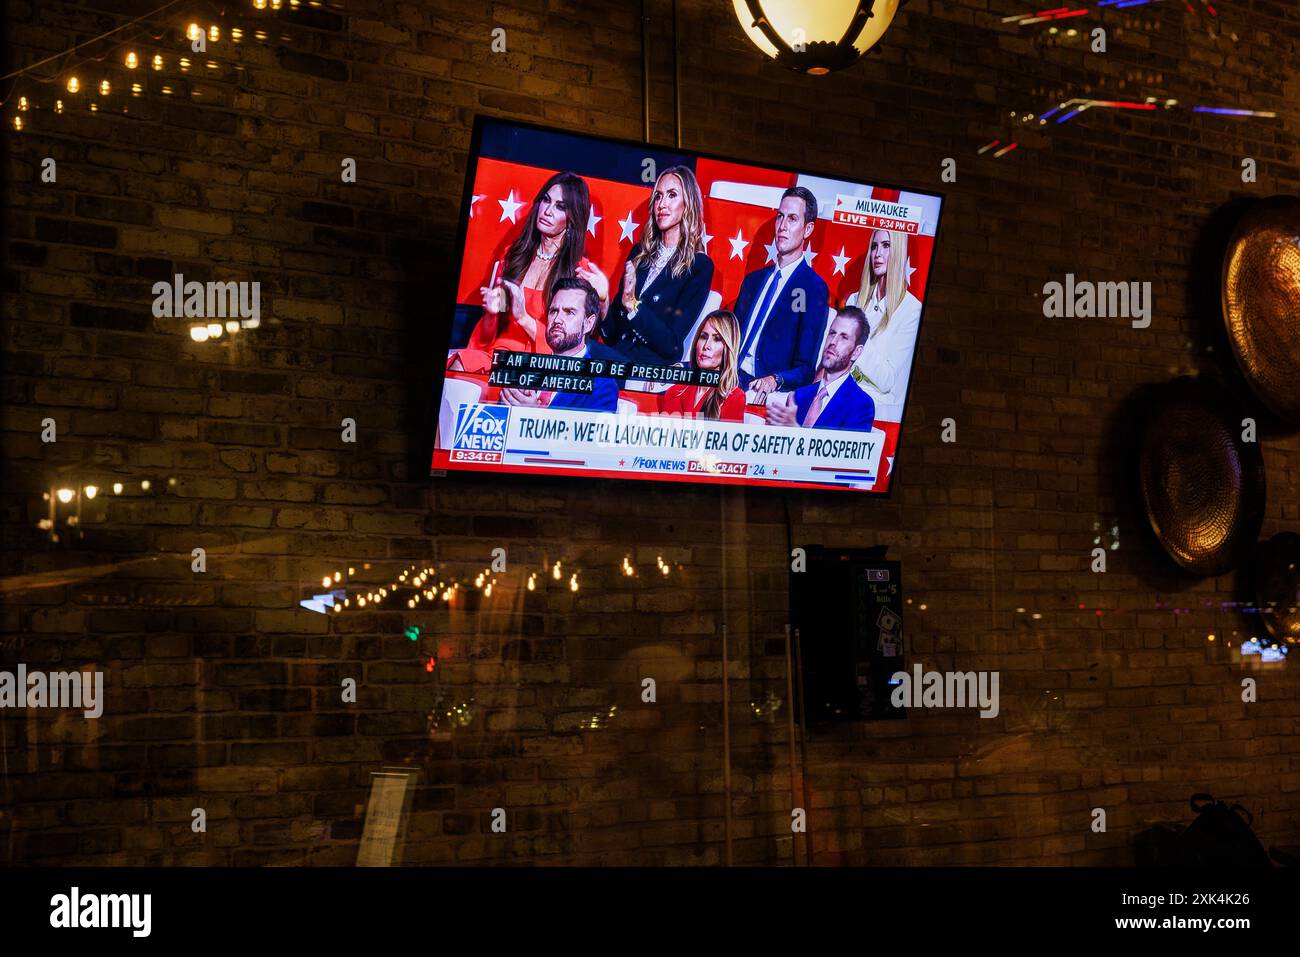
[
  {"left": 452, "top": 171, "right": 609, "bottom": 373},
  {"left": 658, "top": 310, "right": 745, "bottom": 422}
]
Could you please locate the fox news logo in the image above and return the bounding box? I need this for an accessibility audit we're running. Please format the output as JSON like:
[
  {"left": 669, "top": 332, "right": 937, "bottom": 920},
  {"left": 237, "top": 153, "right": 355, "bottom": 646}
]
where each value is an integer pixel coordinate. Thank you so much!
[{"left": 450, "top": 404, "right": 508, "bottom": 463}]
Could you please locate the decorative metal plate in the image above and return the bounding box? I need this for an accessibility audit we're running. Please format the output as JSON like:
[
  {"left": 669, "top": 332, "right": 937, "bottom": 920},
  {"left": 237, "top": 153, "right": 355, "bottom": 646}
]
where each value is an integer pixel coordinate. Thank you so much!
[
  {"left": 1252, "top": 532, "right": 1300, "bottom": 643},
  {"left": 1222, "top": 195, "right": 1300, "bottom": 424},
  {"left": 1138, "top": 377, "right": 1265, "bottom": 577}
]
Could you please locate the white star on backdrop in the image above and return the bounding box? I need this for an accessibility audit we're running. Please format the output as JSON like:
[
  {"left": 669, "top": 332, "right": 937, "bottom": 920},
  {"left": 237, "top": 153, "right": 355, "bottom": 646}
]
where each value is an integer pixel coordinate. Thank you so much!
[
  {"left": 906, "top": 258, "right": 915, "bottom": 283},
  {"left": 497, "top": 190, "right": 523, "bottom": 224},
  {"left": 728, "top": 229, "right": 749, "bottom": 261},
  {"left": 884, "top": 456, "right": 894, "bottom": 476},
  {"left": 587, "top": 209, "right": 601, "bottom": 237},
  {"left": 802, "top": 246, "right": 817, "bottom": 267},
  {"left": 700, "top": 225, "right": 712, "bottom": 253},
  {"left": 469, "top": 194, "right": 484, "bottom": 218},
  {"left": 831, "top": 246, "right": 851, "bottom": 276},
  {"left": 617, "top": 211, "right": 639, "bottom": 243},
  {"left": 762, "top": 240, "right": 779, "bottom": 265}
]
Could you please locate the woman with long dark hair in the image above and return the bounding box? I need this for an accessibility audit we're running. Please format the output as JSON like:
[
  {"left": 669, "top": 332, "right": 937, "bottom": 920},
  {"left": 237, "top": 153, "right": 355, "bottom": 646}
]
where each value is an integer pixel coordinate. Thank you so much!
[
  {"left": 600, "top": 166, "right": 714, "bottom": 366},
  {"left": 657, "top": 310, "right": 744, "bottom": 421},
  {"left": 454, "top": 171, "right": 609, "bottom": 372}
]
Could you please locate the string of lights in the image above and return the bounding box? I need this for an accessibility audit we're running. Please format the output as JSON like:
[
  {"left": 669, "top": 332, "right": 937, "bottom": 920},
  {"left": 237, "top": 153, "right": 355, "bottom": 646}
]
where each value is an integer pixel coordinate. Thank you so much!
[{"left": 3, "top": 0, "right": 312, "bottom": 130}]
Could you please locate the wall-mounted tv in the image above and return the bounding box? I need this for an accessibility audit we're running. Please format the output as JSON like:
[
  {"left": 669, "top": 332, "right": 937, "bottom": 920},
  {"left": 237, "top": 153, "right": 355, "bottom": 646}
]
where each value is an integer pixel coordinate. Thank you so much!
[{"left": 432, "top": 117, "right": 943, "bottom": 494}]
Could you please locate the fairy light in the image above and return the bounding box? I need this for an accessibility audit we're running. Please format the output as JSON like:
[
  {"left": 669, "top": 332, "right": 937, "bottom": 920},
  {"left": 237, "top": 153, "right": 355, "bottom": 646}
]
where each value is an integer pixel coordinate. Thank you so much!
[
  {"left": 18, "top": 96, "right": 28, "bottom": 110},
  {"left": 111, "top": 483, "right": 123, "bottom": 495},
  {"left": 187, "top": 23, "right": 202, "bottom": 41},
  {"left": 152, "top": 54, "right": 163, "bottom": 70},
  {"left": 348, "top": 567, "right": 355, "bottom": 576},
  {"left": 83, "top": 485, "right": 98, "bottom": 499},
  {"left": 484, "top": 583, "right": 493, "bottom": 597},
  {"left": 232, "top": 28, "right": 243, "bottom": 41},
  {"left": 140, "top": 480, "right": 150, "bottom": 491},
  {"left": 89, "top": 103, "right": 98, "bottom": 112},
  {"left": 333, "top": 572, "right": 341, "bottom": 583},
  {"left": 527, "top": 574, "right": 536, "bottom": 591},
  {"left": 131, "top": 83, "right": 142, "bottom": 96},
  {"left": 254, "top": 0, "right": 268, "bottom": 8},
  {"left": 56, "top": 488, "right": 75, "bottom": 504},
  {"left": 569, "top": 573, "right": 579, "bottom": 592},
  {"left": 125, "top": 52, "right": 138, "bottom": 69},
  {"left": 321, "top": 576, "right": 331, "bottom": 588},
  {"left": 67, "top": 76, "right": 79, "bottom": 93},
  {"left": 12, "top": 115, "right": 22, "bottom": 131},
  {"left": 99, "top": 79, "right": 110, "bottom": 95},
  {"left": 55, "top": 100, "right": 63, "bottom": 113},
  {"left": 552, "top": 561, "right": 562, "bottom": 580},
  {"left": 209, "top": 25, "right": 220, "bottom": 42}
]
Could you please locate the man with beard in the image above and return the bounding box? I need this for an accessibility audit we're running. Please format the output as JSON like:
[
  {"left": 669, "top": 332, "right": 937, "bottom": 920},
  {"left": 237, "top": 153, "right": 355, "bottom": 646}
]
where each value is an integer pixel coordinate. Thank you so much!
[
  {"left": 500, "top": 277, "right": 620, "bottom": 413},
  {"left": 766, "top": 307, "right": 874, "bottom": 432}
]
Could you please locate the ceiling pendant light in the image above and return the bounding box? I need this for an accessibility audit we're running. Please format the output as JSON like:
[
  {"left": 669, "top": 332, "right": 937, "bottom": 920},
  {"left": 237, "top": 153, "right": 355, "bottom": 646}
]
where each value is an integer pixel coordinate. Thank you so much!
[{"left": 733, "top": 0, "right": 904, "bottom": 75}]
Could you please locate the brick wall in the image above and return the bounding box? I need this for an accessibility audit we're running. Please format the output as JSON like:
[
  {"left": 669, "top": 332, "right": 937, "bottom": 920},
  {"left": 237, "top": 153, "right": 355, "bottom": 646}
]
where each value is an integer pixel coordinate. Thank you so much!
[{"left": 2, "top": 0, "right": 1298, "bottom": 865}]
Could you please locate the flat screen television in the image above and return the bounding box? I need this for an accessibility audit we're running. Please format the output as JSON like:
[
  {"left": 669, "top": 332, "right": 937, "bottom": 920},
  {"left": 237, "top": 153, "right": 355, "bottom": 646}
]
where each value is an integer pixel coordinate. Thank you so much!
[{"left": 431, "top": 117, "right": 943, "bottom": 494}]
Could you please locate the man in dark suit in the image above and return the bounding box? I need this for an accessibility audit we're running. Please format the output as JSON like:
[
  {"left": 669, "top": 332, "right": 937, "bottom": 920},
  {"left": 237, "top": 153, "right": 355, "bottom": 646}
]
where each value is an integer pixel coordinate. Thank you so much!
[
  {"left": 501, "top": 277, "right": 620, "bottom": 413},
  {"left": 767, "top": 307, "right": 875, "bottom": 432},
  {"left": 731, "top": 186, "right": 829, "bottom": 403}
]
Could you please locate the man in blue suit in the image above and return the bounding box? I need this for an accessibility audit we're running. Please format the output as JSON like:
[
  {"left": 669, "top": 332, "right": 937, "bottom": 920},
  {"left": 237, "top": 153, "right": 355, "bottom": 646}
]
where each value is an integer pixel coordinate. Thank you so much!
[
  {"left": 730, "top": 186, "right": 829, "bottom": 403},
  {"left": 501, "top": 277, "right": 620, "bottom": 413},
  {"left": 767, "top": 307, "right": 875, "bottom": 432}
]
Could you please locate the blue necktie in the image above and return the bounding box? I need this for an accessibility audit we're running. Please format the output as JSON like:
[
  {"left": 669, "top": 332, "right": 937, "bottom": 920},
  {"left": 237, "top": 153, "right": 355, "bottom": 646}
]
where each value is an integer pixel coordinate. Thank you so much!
[{"left": 739, "top": 268, "right": 780, "bottom": 363}]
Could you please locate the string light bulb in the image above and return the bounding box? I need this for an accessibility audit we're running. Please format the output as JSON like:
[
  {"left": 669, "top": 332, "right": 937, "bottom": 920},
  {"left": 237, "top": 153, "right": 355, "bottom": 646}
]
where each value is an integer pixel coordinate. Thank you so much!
[
  {"left": 12, "top": 115, "right": 22, "bottom": 131},
  {"left": 321, "top": 576, "right": 332, "bottom": 588},
  {"left": 55, "top": 100, "right": 63, "bottom": 113},
  {"left": 209, "top": 25, "right": 220, "bottom": 42},
  {"left": 527, "top": 574, "right": 536, "bottom": 591},
  {"left": 125, "top": 51, "right": 138, "bottom": 69},
  {"left": 140, "top": 480, "right": 151, "bottom": 491},
  {"left": 569, "top": 573, "right": 579, "bottom": 592},
  {"left": 112, "top": 483, "right": 123, "bottom": 495},
  {"left": 553, "top": 561, "right": 562, "bottom": 580},
  {"left": 254, "top": 0, "right": 267, "bottom": 7},
  {"left": 18, "top": 96, "right": 27, "bottom": 110},
  {"left": 99, "top": 79, "right": 110, "bottom": 95},
  {"left": 187, "top": 23, "right": 202, "bottom": 41},
  {"left": 152, "top": 54, "right": 163, "bottom": 70},
  {"left": 56, "top": 488, "right": 75, "bottom": 504},
  {"left": 67, "top": 76, "right": 79, "bottom": 93},
  {"left": 83, "top": 485, "right": 98, "bottom": 499}
]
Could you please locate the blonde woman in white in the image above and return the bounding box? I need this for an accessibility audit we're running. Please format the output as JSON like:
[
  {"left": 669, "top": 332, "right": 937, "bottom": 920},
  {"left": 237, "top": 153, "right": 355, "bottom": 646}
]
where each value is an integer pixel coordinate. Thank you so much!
[{"left": 843, "top": 228, "right": 923, "bottom": 422}]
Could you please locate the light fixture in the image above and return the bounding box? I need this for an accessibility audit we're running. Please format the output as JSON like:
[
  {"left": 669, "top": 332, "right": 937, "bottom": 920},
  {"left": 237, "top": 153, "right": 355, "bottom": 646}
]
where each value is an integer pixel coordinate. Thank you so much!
[
  {"left": 99, "top": 79, "right": 110, "bottom": 95},
  {"left": 125, "top": 51, "right": 138, "bottom": 69},
  {"left": 206, "top": 322, "right": 222, "bottom": 338},
  {"left": 12, "top": 115, "right": 22, "bottom": 131},
  {"left": 112, "top": 483, "right": 123, "bottom": 495},
  {"left": 18, "top": 96, "right": 27, "bottom": 110},
  {"left": 187, "top": 23, "right": 202, "bottom": 41},
  {"left": 190, "top": 325, "right": 209, "bottom": 342},
  {"left": 56, "top": 488, "right": 75, "bottom": 504},
  {"left": 152, "top": 54, "right": 163, "bottom": 70},
  {"left": 66, "top": 76, "right": 79, "bottom": 93},
  {"left": 209, "top": 25, "right": 220, "bottom": 42},
  {"left": 83, "top": 485, "right": 98, "bottom": 499},
  {"left": 732, "top": 0, "right": 903, "bottom": 75},
  {"left": 140, "top": 480, "right": 151, "bottom": 491}
]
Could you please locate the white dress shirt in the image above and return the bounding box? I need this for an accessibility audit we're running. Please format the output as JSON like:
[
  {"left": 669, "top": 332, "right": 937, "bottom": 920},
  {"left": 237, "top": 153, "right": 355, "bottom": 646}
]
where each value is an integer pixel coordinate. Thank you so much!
[
  {"left": 740, "top": 256, "right": 802, "bottom": 378},
  {"left": 844, "top": 286, "right": 922, "bottom": 422}
]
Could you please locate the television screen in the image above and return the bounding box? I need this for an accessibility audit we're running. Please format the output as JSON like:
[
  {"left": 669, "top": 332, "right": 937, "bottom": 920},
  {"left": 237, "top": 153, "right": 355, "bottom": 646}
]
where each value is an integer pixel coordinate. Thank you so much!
[{"left": 431, "top": 117, "right": 944, "bottom": 493}]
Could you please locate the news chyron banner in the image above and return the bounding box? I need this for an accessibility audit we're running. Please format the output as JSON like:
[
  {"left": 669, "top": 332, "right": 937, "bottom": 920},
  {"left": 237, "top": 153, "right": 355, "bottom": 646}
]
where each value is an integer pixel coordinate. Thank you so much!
[
  {"left": 432, "top": 117, "right": 943, "bottom": 493},
  {"left": 444, "top": 399, "right": 885, "bottom": 491}
]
